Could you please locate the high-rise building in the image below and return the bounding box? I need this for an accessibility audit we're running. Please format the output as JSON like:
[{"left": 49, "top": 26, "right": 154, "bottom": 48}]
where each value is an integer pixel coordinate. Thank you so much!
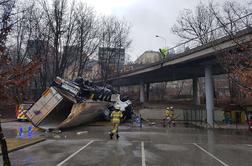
[
  {"left": 26, "top": 40, "right": 56, "bottom": 63},
  {"left": 98, "top": 47, "right": 125, "bottom": 76}
]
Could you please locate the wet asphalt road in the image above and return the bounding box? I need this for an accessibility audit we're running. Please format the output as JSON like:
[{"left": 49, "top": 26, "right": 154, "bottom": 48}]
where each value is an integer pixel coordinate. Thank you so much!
[{"left": 1, "top": 122, "right": 252, "bottom": 166}]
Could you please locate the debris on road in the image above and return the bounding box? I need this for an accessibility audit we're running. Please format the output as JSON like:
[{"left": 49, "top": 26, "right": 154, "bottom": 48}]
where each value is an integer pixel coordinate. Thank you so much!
[
  {"left": 53, "top": 135, "right": 61, "bottom": 139},
  {"left": 76, "top": 131, "right": 88, "bottom": 135}
]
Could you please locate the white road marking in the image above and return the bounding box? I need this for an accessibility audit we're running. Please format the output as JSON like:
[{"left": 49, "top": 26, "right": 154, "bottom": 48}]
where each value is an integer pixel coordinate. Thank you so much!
[
  {"left": 57, "top": 140, "right": 94, "bottom": 166},
  {"left": 247, "top": 144, "right": 252, "bottom": 147},
  {"left": 141, "top": 141, "right": 146, "bottom": 166},
  {"left": 193, "top": 143, "right": 229, "bottom": 166}
]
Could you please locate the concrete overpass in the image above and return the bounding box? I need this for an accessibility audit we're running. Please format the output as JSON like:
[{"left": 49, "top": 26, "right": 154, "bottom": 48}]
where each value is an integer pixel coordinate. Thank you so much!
[
  {"left": 108, "top": 28, "right": 252, "bottom": 85},
  {"left": 102, "top": 28, "right": 252, "bottom": 127}
]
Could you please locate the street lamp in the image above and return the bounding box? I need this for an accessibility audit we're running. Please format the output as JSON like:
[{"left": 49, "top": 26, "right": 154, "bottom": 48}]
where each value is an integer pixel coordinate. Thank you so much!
[{"left": 155, "top": 35, "right": 167, "bottom": 48}]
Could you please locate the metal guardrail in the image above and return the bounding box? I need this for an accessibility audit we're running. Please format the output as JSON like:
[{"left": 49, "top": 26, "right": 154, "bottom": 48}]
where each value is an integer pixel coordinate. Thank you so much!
[
  {"left": 183, "top": 108, "right": 206, "bottom": 123},
  {"left": 168, "top": 12, "right": 252, "bottom": 55},
  {"left": 121, "top": 12, "right": 252, "bottom": 74}
]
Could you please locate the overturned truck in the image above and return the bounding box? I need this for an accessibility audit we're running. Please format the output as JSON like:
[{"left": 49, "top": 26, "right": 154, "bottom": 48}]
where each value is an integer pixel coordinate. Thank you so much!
[{"left": 26, "top": 77, "right": 132, "bottom": 130}]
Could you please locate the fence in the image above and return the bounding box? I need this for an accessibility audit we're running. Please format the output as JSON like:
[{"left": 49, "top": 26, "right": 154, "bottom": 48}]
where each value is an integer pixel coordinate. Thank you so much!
[{"left": 182, "top": 107, "right": 206, "bottom": 126}]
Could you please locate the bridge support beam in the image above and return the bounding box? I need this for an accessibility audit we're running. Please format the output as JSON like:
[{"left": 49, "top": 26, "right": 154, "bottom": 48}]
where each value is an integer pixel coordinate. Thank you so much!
[
  {"left": 146, "top": 83, "right": 150, "bottom": 102},
  {"left": 193, "top": 77, "right": 200, "bottom": 105},
  {"left": 205, "top": 65, "right": 214, "bottom": 127},
  {"left": 140, "top": 82, "right": 145, "bottom": 104}
]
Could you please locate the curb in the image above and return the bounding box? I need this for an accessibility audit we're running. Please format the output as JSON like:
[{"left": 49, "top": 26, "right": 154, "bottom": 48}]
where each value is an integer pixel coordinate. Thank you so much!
[
  {"left": 191, "top": 122, "right": 249, "bottom": 130},
  {"left": 0, "top": 138, "right": 46, "bottom": 155},
  {"left": 0, "top": 119, "right": 17, "bottom": 123}
]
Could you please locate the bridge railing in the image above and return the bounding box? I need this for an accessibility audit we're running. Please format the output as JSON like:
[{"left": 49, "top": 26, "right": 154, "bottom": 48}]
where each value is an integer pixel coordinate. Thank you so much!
[
  {"left": 120, "top": 12, "right": 252, "bottom": 75},
  {"left": 169, "top": 12, "right": 252, "bottom": 55}
]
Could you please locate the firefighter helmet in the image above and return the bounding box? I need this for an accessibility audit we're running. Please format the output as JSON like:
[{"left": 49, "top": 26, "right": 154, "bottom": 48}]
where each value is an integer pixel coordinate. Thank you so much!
[{"left": 114, "top": 103, "right": 120, "bottom": 110}]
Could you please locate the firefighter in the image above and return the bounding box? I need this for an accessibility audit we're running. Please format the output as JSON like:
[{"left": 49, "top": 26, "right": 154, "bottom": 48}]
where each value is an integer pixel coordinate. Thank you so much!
[
  {"left": 171, "top": 107, "right": 176, "bottom": 127},
  {"left": 109, "top": 104, "right": 123, "bottom": 140},
  {"left": 163, "top": 106, "right": 174, "bottom": 127},
  {"left": 159, "top": 48, "right": 168, "bottom": 58}
]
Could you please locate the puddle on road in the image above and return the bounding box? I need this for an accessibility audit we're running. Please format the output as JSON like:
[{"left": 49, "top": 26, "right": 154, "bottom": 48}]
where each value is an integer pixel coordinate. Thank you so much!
[
  {"left": 15, "top": 126, "right": 39, "bottom": 138},
  {"left": 154, "top": 144, "right": 189, "bottom": 151}
]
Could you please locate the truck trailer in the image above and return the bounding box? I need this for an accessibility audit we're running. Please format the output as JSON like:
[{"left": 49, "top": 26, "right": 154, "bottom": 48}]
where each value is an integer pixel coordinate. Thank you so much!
[{"left": 26, "top": 77, "right": 132, "bottom": 130}]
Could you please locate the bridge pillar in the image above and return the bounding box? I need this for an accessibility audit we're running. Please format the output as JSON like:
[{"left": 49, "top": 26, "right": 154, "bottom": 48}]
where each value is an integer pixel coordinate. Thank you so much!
[
  {"left": 140, "top": 82, "right": 145, "bottom": 104},
  {"left": 205, "top": 65, "right": 214, "bottom": 127},
  {"left": 146, "top": 83, "right": 150, "bottom": 102},
  {"left": 193, "top": 77, "right": 200, "bottom": 105}
]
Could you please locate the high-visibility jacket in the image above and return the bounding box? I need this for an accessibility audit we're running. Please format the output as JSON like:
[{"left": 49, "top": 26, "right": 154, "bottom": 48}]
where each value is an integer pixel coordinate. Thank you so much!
[
  {"left": 111, "top": 111, "right": 123, "bottom": 123},
  {"left": 159, "top": 48, "right": 168, "bottom": 57},
  {"left": 165, "top": 110, "right": 173, "bottom": 118}
]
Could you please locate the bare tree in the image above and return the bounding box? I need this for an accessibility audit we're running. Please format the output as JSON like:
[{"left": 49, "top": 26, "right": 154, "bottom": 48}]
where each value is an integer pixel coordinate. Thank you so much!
[
  {"left": 8, "top": 0, "right": 53, "bottom": 96},
  {"left": 41, "top": 0, "right": 67, "bottom": 77},
  {"left": 222, "top": 1, "right": 252, "bottom": 28},
  {"left": 40, "top": 0, "right": 102, "bottom": 80},
  {"left": 175, "top": 80, "right": 185, "bottom": 98},
  {"left": 208, "top": 1, "right": 252, "bottom": 38},
  {"left": 172, "top": 0, "right": 252, "bottom": 102},
  {"left": 0, "top": 0, "right": 132, "bottom": 101},
  {"left": 0, "top": 1, "right": 15, "bottom": 164},
  {"left": 99, "top": 16, "right": 131, "bottom": 84},
  {"left": 208, "top": 1, "right": 252, "bottom": 97},
  {"left": 0, "top": 0, "right": 40, "bottom": 165},
  {"left": 31, "top": 2, "right": 55, "bottom": 92},
  {"left": 58, "top": 0, "right": 77, "bottom": 77},
  {"left": 71, "top": 2, "right": 100, "bottom": 78},
  {"left": 172, "top": 2, "right": 216, "bottom": 45}
]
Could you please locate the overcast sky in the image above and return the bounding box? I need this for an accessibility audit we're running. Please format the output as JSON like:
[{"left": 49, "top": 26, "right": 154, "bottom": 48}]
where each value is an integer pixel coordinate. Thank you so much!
[{"left": 81, "top": 0, "right": 244, "bottom": 61}]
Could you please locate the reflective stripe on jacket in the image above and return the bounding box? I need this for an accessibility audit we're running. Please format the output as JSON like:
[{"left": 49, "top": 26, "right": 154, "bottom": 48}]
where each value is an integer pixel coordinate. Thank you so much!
[
  {"left": 111, "top": 111, "right": 123, "bottom": 123},
  {"left": 165, "top": 110, "right": 173, "bottom": 118}
]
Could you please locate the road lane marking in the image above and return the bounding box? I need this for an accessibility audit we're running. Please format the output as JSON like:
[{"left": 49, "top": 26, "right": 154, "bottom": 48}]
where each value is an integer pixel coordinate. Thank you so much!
[
  {"left": 57, "top": 140, "right": 94, "bottom": 166},
  {"left": 141, "top": 141, "right": 146, "bottom": 166},
  {"left": 91, "top": 140, "right": 152, "bottom": 143},
  {"left": 247, "top": 144, "right": 252, "bottom": 147},
  {"left": 193, "top": 143, "right": 229, "bottom": 166}
]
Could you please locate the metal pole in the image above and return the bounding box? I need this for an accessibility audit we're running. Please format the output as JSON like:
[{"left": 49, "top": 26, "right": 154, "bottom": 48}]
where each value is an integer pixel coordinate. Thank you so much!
[
  {"left": 0, "top": 121, "right": 11, "bottom": 166},
  {"left": 140, "top": 82, "right": 145, "bottom": 104},
  {"left": 155, "top": 35, "right": 167, "bottom": 48},
  {"left": 193, "top": 77, "right": 200, "bottom": 105},
  {"left": 205, "top": 65, "right": 214, "bottom": 127}
]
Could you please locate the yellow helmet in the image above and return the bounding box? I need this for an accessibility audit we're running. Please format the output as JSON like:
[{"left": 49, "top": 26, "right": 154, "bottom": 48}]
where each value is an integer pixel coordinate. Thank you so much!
[
  {"left": 114, "top": 103, "right": 120, "bottom": 110},
  {"left": 166, "top": 106, "right": 173, "bottom": 110}
]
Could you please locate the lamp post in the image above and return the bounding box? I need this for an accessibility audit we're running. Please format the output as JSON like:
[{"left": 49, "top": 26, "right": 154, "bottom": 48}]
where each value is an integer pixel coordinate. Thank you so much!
[{"left": 155, "top": 35, "right": 167, "bottom": 48}]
